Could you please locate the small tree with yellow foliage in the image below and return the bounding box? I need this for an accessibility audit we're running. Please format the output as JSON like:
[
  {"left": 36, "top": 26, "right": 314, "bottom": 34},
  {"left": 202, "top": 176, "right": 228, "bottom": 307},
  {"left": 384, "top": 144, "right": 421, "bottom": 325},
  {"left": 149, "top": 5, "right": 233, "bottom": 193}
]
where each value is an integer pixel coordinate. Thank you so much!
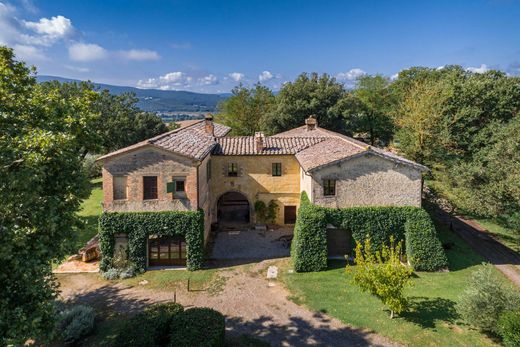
[{"left": 349, "top": 236, "right": 413, "bottom": 318}]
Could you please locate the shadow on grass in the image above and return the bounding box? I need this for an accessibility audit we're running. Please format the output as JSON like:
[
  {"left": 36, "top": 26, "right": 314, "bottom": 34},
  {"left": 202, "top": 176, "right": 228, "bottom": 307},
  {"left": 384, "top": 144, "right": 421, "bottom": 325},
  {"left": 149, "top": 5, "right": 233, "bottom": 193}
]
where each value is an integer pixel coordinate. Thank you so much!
[
  {"left": 403, "top": 296, "right": 458, "bottom": 329},
  {"left": 226, "top": 314, "right": 381, "bottom": 347}
]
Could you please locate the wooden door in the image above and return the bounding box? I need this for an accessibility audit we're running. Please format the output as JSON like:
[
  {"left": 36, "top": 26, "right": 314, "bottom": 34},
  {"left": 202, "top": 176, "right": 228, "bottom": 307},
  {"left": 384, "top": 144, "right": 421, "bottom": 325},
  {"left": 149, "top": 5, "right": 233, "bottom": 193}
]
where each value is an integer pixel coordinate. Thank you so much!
[
  {"left": 148, "top": 236, "right": 186, "bottom": 266},
  {"left": 284, "top": 206, "right": 297, "bottom": 224}
]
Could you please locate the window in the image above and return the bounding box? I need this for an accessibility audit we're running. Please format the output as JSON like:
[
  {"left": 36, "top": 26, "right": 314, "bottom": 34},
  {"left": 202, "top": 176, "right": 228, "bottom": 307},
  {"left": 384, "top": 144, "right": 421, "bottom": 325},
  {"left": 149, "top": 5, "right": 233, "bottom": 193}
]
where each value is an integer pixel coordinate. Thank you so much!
[
  {"left": 228, "top": 162, "right": 238, "bottom": 177},
  {"left": 113, "top": 176, "right": 127, "bottom": 200},
  {"left": 175, "top": 179, "right": 185, "bottom": 192},
  {"left": 323, "top": 179, "right": 336, "bottom": 196},
  {"left": 272, "top": 163, "right": 282, "bottom": 176},
  {"left": 167, "top": 177, "right": 186, "bottom": 198},
  {"left": 207, "top": 159, "right": 211, "bottom": 181},
  {"left": 143, "top": 176, "right": 158, "bottom": 200}
]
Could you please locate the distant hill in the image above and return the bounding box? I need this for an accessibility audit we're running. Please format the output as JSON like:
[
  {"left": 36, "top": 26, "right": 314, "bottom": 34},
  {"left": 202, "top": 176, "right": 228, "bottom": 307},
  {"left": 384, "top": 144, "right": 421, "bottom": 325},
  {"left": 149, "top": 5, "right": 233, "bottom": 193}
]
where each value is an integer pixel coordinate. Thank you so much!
[{"left": 36, "top": 75, "right": 227, "bottom": 113}]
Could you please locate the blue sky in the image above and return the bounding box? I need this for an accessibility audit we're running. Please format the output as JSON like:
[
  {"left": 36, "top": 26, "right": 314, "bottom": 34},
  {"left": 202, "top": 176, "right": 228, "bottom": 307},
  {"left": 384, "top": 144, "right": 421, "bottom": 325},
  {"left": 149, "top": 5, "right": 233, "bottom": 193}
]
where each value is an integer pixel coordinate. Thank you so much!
[{"left": 1, "top": 0, "right": 520, "bottom": 93}]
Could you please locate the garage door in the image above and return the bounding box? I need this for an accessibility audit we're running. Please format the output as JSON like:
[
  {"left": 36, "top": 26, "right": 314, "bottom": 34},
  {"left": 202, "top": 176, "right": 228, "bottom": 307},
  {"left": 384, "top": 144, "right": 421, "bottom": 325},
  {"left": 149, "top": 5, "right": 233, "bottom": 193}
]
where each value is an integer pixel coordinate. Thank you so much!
[
  {"left": 327, "top": 228, "right": 351, "bottom": 258},
  {"left": 148, "top": 236, "right": 186, "bottom": 266}
]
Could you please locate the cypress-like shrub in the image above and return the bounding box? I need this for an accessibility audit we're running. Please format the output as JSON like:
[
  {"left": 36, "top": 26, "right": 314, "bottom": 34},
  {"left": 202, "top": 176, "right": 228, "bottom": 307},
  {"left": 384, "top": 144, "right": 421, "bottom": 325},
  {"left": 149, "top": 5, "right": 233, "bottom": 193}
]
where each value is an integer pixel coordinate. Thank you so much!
[
  {"left": 291, "top": 192, "right": 447, "bottom": 272},
  {"left": 99, "top": 210, "right": 204, "bottom": 272},
  {"left": 169, "top": 307, "right": 225, "bottom": 347}
]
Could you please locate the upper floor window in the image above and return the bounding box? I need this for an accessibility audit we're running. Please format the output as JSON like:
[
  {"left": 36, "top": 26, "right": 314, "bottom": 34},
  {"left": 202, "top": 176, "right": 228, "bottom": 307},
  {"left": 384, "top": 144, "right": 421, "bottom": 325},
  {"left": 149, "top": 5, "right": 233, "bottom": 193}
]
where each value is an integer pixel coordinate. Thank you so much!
[
  {"left": 272, "top": 163, "right": 282, "bottom": 177},
  {"left": 323, "top": 179, "right": 336, "bottom": 196},
  {"left": 228, "top": 163, "right": 238, "bottom": 177},
  {"left": 167, "top": 177, "right": 186, "bottom": 198},
  {"left": 113, "top": 176, "right": 127, "bottom": 200},
  {"left": 143, "top": 176, "right": 158, "bottom": 200}
]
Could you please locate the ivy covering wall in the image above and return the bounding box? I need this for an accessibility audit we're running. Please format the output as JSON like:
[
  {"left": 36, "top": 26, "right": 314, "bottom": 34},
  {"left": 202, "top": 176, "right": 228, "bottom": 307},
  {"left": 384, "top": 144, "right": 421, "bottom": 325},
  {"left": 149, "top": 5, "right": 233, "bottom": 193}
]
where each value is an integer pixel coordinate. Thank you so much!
[
  {"left": 99, "top": 210, "right": 204, "bottom": 272},
  {"left": 291, "top": 192, "right": 448, "bottom": 272}
]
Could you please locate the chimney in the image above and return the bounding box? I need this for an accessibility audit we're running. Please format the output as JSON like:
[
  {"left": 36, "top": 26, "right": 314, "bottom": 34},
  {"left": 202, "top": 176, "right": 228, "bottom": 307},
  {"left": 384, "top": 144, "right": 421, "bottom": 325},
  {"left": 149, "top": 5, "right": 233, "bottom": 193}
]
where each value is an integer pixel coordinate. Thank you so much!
[
  {"left": 305, "top": 115, "right": 317, "bottom": 131},
  {"left": 254, "top": 132, "right": 265, "bottom": 152},
  {"left": 204, "top": 113, "right": 214, "bottom": 136}
]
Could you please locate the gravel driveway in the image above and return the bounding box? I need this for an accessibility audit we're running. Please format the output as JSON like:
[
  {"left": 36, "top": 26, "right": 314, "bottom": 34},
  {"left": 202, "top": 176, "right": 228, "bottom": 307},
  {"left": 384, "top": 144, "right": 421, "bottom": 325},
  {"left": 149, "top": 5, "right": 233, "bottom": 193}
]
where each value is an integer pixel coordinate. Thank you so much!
[
  {"left": 57, "top": 261, "right": 398, "bottom": 347},
  {"left": 211, "top": 227, "right": 293, "bottom": 259}
]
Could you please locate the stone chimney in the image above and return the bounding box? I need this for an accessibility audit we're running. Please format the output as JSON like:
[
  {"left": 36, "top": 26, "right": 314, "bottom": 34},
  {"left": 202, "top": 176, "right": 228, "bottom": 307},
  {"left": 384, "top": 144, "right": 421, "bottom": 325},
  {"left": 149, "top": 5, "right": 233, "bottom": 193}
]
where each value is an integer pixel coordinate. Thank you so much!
[
  {"left": 254, "top": 132, "right": 265, "bottom": 152},
  {"left": 305, "top": 115, "right": 317, "bottom": 131},
  {"left": 204, "top": 113, "right": 214, "bottom": 136}
]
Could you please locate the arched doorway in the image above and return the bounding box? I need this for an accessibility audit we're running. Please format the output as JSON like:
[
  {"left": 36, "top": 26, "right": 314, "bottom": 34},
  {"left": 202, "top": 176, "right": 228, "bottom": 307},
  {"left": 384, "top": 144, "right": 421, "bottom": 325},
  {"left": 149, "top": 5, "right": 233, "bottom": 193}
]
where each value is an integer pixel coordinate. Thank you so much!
[{"left": 217, "top": 191, "right": 250, "bottom": 225}]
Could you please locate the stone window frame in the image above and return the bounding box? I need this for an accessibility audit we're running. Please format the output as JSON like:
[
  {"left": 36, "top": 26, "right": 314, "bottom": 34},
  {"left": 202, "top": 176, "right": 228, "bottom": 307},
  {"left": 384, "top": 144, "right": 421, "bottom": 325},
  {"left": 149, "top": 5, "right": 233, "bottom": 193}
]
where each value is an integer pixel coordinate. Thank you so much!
[
  {"left": 323, "top": 179, "right": 336, "bottom": 197},
  {"left": 172, "top": 176, "right": 187, "bottom": 199},
  {"left": 113, "top": 175, "right": 128, "bottom": 201},
  {"left": 143, "top": 176, "right": 158, "bottom": 200},
  {"left": 228, "top": 162, "right": 238, "bottom": 177},
  {"left": 272, "top": 162, "right": 282, "bottom": 177}
]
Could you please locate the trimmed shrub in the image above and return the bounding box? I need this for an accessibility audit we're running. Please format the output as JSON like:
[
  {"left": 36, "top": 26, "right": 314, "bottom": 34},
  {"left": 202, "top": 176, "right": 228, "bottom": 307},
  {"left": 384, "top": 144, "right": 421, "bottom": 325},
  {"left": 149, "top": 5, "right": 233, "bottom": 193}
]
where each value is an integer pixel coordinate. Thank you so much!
[
  {"left": 99, "top": 210, "right": 204, "bottom": 272},
  {"left": 291, "top": 200, "right": 328, "bottom": 272},
  {"left": 57, "top": 305, "right": 95, "bottom": 344},
  {"left": 114, "top": 302, "right": 184, "bottom": 347},
  {"left": 291, "top": 191, "right": 447, "bottom": 272},
  {"left": 101, "top": 268, "right": 120, "bottom": 280},
  {"left": 498, "top": 311, "right": 520, "bottom": 347},
  {"left": 114, "top": 312, "right": 155, "bottom": 347},
  {"left": 169, "top": 307, "right": 225, "bottom": 347},
  {"left": 404, "top": 212, "right": 447, "bottom": 271},
  {"left": 145, "top": 302, "right": 184, "bottom": 346},
  {"left": 456, "top": 264, "right": 520, "bottom": 333}
]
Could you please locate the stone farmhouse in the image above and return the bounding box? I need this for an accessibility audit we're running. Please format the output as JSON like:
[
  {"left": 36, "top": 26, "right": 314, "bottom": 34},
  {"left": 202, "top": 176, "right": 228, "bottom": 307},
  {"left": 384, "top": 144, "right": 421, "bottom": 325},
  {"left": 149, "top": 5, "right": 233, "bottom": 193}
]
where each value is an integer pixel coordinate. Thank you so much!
[{"left": 99, "top": 115, "right": 427, "bottom": 266}]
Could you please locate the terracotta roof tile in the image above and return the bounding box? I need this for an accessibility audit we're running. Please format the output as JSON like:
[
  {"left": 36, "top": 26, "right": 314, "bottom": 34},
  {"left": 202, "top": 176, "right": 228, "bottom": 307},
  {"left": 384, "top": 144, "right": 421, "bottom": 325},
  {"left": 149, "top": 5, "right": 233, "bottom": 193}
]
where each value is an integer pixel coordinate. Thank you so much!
[
  {"left": 98, "top": 120, "right": 231, "bottom": 161},
  {"left": 213, "top": 136, "right": 325, "bottom": 155}
]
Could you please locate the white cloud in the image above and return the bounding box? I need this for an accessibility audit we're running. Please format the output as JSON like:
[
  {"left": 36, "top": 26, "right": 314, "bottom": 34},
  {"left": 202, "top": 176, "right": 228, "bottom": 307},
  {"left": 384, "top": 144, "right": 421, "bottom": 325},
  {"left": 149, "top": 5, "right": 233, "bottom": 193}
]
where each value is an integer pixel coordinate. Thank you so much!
[
  {"left": 137, "top": 71, "right": 194, "bottom": 89},
  {"left": 68, "top": 43, "right": 107, "bottom": 62},
  {"left": 23, "top": 15, "right": 74, "bottom": 45},
  {"left": 171, "top": 42, "right": 191, "bottom": 49},
  {"left": 390, "top": 73, "right": 399, "bottom": 80},
  {"left": 13, "top": 44, "right": 47, "bottom": 61},
  {"left": 198, "top": 74, "right": 218, "bottom": 85},
  {"left": 228, "top": 72, "right": 244, "bottom": 82},
  {"left": 466, "top": 64, "right": 489, "bottom": 74},
  {"left": 336, "top": 68, "right": 366, "bottom": 81},
  {"left": 118, "top": 49, "right": 160, "bottom": 61},
  {"left": 258, "top": 70, "right": 273, "bottom": 82}
]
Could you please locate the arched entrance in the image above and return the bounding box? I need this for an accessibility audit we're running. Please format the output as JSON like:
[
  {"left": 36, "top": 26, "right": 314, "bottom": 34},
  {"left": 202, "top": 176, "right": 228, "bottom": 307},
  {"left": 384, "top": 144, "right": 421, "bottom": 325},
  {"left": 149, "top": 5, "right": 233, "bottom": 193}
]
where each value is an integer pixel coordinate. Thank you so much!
[{"left": 217, "top": 191, "right": 250, "bottom": 225}]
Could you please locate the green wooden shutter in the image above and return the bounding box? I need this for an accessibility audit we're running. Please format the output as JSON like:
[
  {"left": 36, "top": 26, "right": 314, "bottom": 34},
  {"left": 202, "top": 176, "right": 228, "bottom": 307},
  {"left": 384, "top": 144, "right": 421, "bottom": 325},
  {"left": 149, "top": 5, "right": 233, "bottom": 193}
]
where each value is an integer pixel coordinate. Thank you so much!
[{"left": 166, "top": 181, "right": 175, "bottom": 193}]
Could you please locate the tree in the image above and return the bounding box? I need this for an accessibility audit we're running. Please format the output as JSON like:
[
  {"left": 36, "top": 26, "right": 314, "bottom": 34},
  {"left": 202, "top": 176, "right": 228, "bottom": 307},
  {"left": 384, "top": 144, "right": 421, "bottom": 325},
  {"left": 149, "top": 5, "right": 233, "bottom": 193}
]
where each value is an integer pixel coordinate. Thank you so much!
[
  {"left": 39, "top": 82, "right": 168, "bottom": 153},
  {"left": 349, "top": 75, "right": 396, "bottom": 145},
  {"left": 393, "top": 79, "right": 452, "bottom": 165},
  {"left": 0, "top": 46, "right": 98, "bottom": 344},
  {"left": 217, "top": 83, "right": 275, "bottom": 136},
  {"left": 456, "top": 264, "right": 520, "bottom": 333},
  {"left": 349, "top": 237, "right": 413, "bottom": 318},
  {"left": 263, "top": 72, "right": 347, "bottom": 134}
]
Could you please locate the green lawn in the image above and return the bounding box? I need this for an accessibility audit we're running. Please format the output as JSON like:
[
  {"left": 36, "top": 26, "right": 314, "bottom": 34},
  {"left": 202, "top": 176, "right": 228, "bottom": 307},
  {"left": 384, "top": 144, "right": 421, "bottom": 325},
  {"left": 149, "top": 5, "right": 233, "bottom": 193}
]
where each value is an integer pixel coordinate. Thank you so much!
[
  {"left": 281, "top": 225, "right": 506, "bottom": 347},
  {"left": 76, "top": 178, "right": 103, "bottom": 250},
  {"left": 470, "top": 217, "right": 520, "bottom": 253}
]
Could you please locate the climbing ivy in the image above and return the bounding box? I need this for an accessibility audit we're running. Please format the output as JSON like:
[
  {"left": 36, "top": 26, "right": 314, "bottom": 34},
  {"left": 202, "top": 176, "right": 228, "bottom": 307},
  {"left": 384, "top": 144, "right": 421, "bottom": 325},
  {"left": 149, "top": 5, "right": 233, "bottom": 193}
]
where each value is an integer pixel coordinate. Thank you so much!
[
  {"left": 99, "top": 210, "right": 204, "bottom": 272},
  {"left": 291, "top": 192, "right": 447, "bottom": 272}
]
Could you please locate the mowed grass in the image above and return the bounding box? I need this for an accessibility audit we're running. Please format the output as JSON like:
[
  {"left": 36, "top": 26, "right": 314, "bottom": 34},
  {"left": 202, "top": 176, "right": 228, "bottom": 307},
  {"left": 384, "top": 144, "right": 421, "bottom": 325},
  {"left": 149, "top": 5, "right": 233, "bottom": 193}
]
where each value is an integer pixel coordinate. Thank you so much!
[
  {"left": 282, "top": 226, "right": 506, "bottom": 347},
  {"left": 121, "top": 267, "right": 219, "bottom": 291},
  {"left": 471, "top": 217, "right": 520, "bottom": 253}
]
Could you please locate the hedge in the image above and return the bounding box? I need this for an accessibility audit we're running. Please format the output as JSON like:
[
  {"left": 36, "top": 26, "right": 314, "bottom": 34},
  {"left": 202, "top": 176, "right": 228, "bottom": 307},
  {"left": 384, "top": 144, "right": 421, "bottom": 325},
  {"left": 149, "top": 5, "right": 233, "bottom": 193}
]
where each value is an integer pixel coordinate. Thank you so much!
[
  {"left": 169, "top": 307, "right": 225, "bottom": 347},
  {"left": 99, "top": 210, "right": 204, "bottom": 272},
  {"left": 291, "top": 192, "right": 447, "bottom": 272}
]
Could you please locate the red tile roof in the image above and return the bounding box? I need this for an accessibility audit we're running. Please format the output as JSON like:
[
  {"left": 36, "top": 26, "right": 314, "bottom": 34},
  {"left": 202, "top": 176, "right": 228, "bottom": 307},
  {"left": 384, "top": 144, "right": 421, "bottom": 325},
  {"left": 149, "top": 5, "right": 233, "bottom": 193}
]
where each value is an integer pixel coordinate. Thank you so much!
[
  {"left": 213, "top": 136, "right": 325, "bottom": 155},
  {"left": 98, "top": 120, "right": 231, "bottom": 161}
]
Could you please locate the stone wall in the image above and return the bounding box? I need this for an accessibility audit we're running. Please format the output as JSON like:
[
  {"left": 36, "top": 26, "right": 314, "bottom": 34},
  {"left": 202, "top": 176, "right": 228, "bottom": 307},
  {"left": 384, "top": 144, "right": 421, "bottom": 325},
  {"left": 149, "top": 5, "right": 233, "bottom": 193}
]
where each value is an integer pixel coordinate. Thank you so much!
[
  {"left": 197, "top": 155, "right": 212, "bottom": 243},
  {"left": 210, "top": 155, "right": 301, "bottom": 225},
  {"left": 311, "top": 153, "right": 422, "bottom": 208},
  {"left": 102, "top": 146, "right": 199, "bottom": 212}
]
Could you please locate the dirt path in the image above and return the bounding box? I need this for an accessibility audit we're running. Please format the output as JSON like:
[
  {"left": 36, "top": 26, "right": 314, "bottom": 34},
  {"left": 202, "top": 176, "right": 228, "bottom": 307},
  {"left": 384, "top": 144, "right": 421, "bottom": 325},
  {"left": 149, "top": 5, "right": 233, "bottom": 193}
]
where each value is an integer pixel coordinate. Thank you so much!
[
  {"left": 57, "top": 261, "right": 398, "bottom": 347},
  {"left": 433, "top": 208, "right": 520, "bottom": 288}
]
